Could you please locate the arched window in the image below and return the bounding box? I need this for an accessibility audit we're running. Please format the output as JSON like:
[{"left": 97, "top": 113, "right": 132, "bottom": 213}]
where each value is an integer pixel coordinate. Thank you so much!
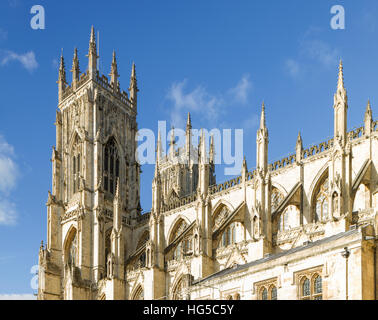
[
  {"left": 270, "top": 286, "right": 277, "bottom": 300},
  {"left": 261, "top": 288, "right": 268, "bottom": 300},
  {"left": 301, "top": 278, "right": 311, "bottom": 300},
  {"left": 103, "top": 138, "right": 120, "bottom": 194},
  {"left": 315, "top": 177, "right": 329, "bottom": 222},
  {"left": 313, "top": 275, "right": 322, "bottom": 300},
  {"left": 220, "top": 223, "right": 236, "bottom": 247}
]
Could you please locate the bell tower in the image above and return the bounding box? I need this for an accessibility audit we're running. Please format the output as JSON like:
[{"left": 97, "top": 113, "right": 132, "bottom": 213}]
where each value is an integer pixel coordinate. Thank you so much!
[{"left": 38, "top": 27, "right": 140, "bottom": 300}]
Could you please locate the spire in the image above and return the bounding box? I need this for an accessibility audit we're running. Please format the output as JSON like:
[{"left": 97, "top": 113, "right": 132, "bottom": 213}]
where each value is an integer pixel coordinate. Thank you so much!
[
  {"left": 87, "top": 26, "right": 98, "bottom": 78},
  {"left": 186, "top": 112, "right": 192, "bottom": 130},
  {"left": 209, "top": 134, "right": 215, "bottom": 163},
  {"left": 337, "top": 59, "right": 344, "bottom": 90},
  {"left": 109, "top": 50, "right": 119, "bottom": 90},
  {"left": 71, "top": 48, "right": 80, "bottom": 84},
  {"left": 129, "top": 62, "right": 138, "bottom": 106},
  {"left": 296, "top": 131, "right": 303, "bottom": 148},
  {"left": 58, "top": 50, "right": 66, "bottom": 83},
  {"left": 364, "top": 99, "right": 373, "bottom": 135},
  {"left": 296, "top": 131, "right": 303, "bottom": 163},
  {"left": 242, "top": 156, "right": 248, "bottom": 173},
  {"left": 260, "top": 101, "right": 266, "bottom": 129}
]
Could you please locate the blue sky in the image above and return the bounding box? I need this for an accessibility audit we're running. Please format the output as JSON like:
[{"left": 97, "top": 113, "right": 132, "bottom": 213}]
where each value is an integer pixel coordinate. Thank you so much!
[{"left": 0, "top": 0, "right": 377, "bottom": 298}]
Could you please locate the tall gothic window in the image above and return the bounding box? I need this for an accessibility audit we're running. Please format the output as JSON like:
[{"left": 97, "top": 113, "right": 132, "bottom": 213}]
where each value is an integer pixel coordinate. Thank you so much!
[
  {"left": 315, "top": 177, "right": 329, "bottom": 222},
  {"left": 103, "top": 138, "right": 120, "bottom": 194},
  {"left": 221, "top": 223, "right": 236, "bottom": 247},
  {"left": 279, "top": 205, "right": 299, "bottom": 231}
]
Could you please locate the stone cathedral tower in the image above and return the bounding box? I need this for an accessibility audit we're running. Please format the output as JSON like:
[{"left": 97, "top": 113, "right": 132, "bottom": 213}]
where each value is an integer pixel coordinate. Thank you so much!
[{"left": 38, "top": 27, "right": 141, "bottom": 300}]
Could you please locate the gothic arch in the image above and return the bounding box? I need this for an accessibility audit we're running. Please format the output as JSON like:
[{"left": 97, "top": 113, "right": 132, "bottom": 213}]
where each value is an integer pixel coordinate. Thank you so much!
[
  {"left": 308, "top": 164, "right": 329, "bottom": 206},
  {"left": 103, "top": 134, "right": 125, "bottom": 160},
  {"left": 212, "top": 199, "right": 234, "bottom": 217},
  {"left": 171, "top": 274, "right": 189, "bottom": 300},
  {"left": 131, "top": 284, "right": 144, "bottom": 300},
  {"left": 167, "top": 215, "right": 191, "bottom": 244},
  {"left": 68, "top": 129, "right": 84, "bottom": 154},
  {"left": 310, "top": 166, "right": 329, "bottom": 222},
  {"left": 271, "top": 182, "right": 287, "bottom": 197},
  {"left": 63, "top": 225, "right": 77, "bottom": 266}
]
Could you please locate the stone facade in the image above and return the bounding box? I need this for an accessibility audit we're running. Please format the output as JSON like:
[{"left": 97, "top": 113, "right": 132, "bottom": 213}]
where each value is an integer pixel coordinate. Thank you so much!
[{"left": 38, "top": 28, "right": 378, "bottom": 300}]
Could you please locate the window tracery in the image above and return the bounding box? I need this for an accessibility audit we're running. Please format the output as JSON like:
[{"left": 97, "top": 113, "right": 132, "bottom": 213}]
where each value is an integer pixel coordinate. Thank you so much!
[
  {"left": 220, "top": 222, "right": 236, "bottom": 247},
  {"left": 103, "top": 138, "right": 120, "bottom": 194}
]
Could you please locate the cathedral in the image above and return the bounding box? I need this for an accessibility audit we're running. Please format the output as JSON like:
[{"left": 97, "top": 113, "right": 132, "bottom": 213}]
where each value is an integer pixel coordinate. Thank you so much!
[{"left": 38, "top": 27, "right": 378, "bottom": 300}]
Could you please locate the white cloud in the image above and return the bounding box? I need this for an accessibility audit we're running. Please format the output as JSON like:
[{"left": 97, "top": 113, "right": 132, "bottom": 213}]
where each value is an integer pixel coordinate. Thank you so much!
[
  {"left": 0, "top": 294, "right": 36, "bottom": 300},
  {"left": 0, "top": 199, "right": 17, "bottom": 225},
  {"left": 301, "top": 39, "right": 339, "bottom": 67},
  {"left": 0, "top": 50, "right": 38, "bottom": 72},
  {"left": 166, "top": 79, "right": 223, "bottom": 128},
  {"left": 228, "top": 74, "right": 252, "bottom": 104},
  {"left": 0, "top": 135, "right": 19, "bottom": 225},
  {"left": 166, "top": 75, "right": 255, "bottom": 129},
  {"left": 285, "top": 59, "right": 300, "bottom": 77}
]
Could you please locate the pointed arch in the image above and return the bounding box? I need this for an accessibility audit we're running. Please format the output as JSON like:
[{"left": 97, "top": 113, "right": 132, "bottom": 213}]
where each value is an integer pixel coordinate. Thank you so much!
[
  {"left": 309, "top": 165, "right": 329, "bottom": 222},
  {"left": 167, "top": 215, "right": 191, "bottom": 244},
  {"left": 171, "top": 274, "right": 189, "bottom": 300},
  {"left": 63, "top": 225, "right": 77, "bottom": 267},
  {"left": 131, "top": 284, "right": 144, "bottom": 300},
  {"left": 212, "top": 199, "right": 234, "bottom": 217}
]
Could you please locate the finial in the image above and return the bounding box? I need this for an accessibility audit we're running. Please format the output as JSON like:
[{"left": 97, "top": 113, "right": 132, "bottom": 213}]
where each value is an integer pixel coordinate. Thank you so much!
[
  {"left": 90, "top": 25, "right": 96, "bottom": 44},
  {"left": 71, "top": 47, "right": 80, "bottom": 77},
  {"left": 260, "top": 101, "right": 266, "bottom": 129},
  {"left": 109, "top": 50, "right": 119, "bottom": 87},
  {"left": 59, "top": 50, "right": 66, "bottom": 82},
  {"left": 186, "top": 112, "right": 192, "bottom": 130},
  {"left": 337, "top": 59, "right": 344, "bottom": 90}
]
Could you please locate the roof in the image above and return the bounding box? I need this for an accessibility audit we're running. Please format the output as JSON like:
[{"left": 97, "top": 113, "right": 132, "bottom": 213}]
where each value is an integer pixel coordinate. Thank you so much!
[{"left": 193, "top": 228, "right": 359, "bottom": 285}]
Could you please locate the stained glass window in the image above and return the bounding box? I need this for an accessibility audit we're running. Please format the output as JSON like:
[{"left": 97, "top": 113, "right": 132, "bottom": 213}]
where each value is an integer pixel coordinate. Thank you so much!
[
  {"left": 271, "top": 286, "right": 277, "bottom": 300},
  {"left": 103, "top": 138, "right": 120, "bottom": 194},
  {"left": 261, "top": 288, "right": 268, "bottom": 300},
  {"left": 302, "top": 278, "right": 310, "bottom": 299},
  {"left": 314, "top": 275, "right": 322, "bottom": 300}
]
